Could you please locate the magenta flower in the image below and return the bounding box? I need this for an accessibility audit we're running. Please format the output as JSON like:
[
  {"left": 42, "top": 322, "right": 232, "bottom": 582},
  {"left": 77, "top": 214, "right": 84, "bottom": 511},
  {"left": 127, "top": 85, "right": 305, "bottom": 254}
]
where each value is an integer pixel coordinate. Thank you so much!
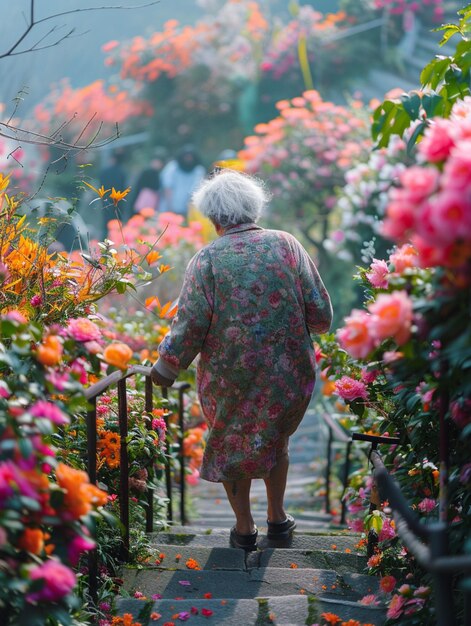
[
  {"left": 67, "top": 317, "right": 101, "bottom": 342},
  {"left": 27, "top": 560, "right": 76, "bottom": 602},
  {"left": 365, "top": 258, "right": 389, "bottom": 289},
  {"left": 30, "top": 400, "right": 69, "bottom": 425},
  {"left": 30, "top": 295, "right": 42, "bottom": 307},
  {"left": 67, "top": 534, "right": 96, "bottom": 566},
  {"left": 334, "top": 376, "right": 368, "bottom": 401},
  {"left": 418, "top": 498, "right": 437, "bottom": 514}
]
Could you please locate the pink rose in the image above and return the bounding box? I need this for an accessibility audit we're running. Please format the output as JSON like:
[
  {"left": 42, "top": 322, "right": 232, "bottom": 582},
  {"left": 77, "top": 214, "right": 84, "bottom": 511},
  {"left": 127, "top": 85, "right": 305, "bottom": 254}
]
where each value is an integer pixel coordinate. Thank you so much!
[
  {"left": 387, "top": 593, "right": 406, "bottom": 619},
  {"left": 442, "top": 140, "right": 471, "bottom": 190},
  {"left": 67, "top": 317, "right": 101, "bottom": 342},
  {"left": 389, "top": 244, "right": 419, "bottom": 274},
  {"left": 426, "top": 191, "right": 471, "bottom": 243},
  {"left": 337, "top": 309, "right": 376, "bottom": 359},
  {"left": 30, "top": 400, "right": 69, "bottom": 425},
  {"left": 418, "top": 118, "right": 455, "bottom": 162},
  {"left": 380, "top": 575, "right": 397, "bottom": 593},
  {"left": 334, "top": 376, "right": 368, "bottom": 401},
  {"left": 399, "top": 166, "right": 439, "bottom": 200},
  {"left": 365, "top": 258, "right": 389, "bottom": 289},
  {"left": 27, "top": 560, "right": 76, "bottom": 602},
  {"left": 368, "top": 291, "right": 413, "bottom": 346}
]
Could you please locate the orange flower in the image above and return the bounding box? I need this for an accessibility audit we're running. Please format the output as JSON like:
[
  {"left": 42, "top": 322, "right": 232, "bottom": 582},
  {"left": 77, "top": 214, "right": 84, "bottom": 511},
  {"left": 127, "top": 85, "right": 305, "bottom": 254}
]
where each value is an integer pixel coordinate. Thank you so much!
[
  {"left": 17, "top": 527, "right": 45, "bottom": 554},
  {"left": 289, "top": 563, "right": 298, "bottom": 569},
  {"left": 36, "top": 335, "right": 63, "bottom": 366},
  {"left": 83, "top": 181, "right": 110, "bottom": 198},
  {"left": 321, "top": 613, "right": 342, "bottom": 625},
  {"left": 56, "top": 462, "right": 107, "bottom": 519},
  {"left": 111, "top": 615, "right": 142, "bottom": 626},
  {"left": 103, "top": 342, "right": 133, "bottom": 369},
  {"left": 109, "top": 187, "right": 131, "bottom": 206},
  {"left": 146, "top": 250, "right": 162, "bottom": 265},
  {"left": 185, "top": 557, "right": 201, "bottom": 570}
]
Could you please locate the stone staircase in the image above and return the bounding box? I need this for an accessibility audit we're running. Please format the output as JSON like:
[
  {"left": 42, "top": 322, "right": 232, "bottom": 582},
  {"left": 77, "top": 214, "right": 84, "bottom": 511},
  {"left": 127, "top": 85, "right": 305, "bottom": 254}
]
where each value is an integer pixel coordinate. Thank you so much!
[{"left": 115, "top": 405, "right": 387, "bottom": 625}]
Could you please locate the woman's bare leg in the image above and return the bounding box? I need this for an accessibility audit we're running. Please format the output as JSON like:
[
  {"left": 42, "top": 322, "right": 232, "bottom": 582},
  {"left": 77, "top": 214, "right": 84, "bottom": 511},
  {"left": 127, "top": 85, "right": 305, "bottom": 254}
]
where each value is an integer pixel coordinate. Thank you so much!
[
  {"left": 264, "top": 437, "right": 289, "bottom": 523},
  {"left": 222, "top": 478, "right": 256, "bottom": 535}
]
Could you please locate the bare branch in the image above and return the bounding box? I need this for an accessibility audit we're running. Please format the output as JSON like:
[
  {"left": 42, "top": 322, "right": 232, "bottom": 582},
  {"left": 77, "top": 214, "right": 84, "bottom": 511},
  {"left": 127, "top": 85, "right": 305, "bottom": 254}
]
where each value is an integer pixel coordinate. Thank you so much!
[{"left": 0, "top": 0, "right": 160, "bottom": 60}]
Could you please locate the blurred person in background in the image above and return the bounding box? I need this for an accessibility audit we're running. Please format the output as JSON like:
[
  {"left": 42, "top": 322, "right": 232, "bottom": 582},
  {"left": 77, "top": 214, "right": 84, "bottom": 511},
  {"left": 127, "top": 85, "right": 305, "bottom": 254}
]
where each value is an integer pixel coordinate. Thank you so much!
[{"left": 160, "top": 144, "right": 205, "bottom": 218}]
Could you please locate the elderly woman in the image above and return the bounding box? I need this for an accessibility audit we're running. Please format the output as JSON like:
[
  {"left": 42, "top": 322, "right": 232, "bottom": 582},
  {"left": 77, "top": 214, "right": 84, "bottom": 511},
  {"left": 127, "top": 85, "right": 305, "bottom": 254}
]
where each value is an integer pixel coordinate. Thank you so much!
[{"left": 151, "top": 170, "right": 332, "bottom": 550}]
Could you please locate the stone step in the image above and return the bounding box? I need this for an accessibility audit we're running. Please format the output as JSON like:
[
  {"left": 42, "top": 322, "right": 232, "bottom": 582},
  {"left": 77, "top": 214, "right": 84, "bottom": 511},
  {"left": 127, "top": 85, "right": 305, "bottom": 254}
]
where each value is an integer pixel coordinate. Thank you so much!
[
  {"left": 150, "top": 528, "right": 362, "bottom": 552},
  {"left": 135, "top": 544, "right": 366, "bottom": 575},
  {"left": 116, "top": 595, "right": 386, "bottom": 626},
  {"left": 122, "top": 566, "right": 380, "bottom": 603}
]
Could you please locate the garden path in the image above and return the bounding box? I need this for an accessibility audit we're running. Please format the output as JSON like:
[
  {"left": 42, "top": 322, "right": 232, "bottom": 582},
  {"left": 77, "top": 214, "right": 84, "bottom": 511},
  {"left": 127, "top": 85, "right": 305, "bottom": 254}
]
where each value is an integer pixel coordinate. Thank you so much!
[{"left": 116, "top": 404, "right": 386, "bottom": 625}]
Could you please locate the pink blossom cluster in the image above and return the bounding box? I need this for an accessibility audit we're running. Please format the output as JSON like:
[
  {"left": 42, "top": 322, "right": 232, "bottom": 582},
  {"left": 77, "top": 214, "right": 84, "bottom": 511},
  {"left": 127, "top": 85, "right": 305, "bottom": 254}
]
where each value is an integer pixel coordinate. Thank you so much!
[
  {"left": 387, "top": 584, "right": 430, "bottom": 620},
  {"left": 372, "top": 0, "right": 444, "bottom": 19},
  {"left": 382, "top": 97, "right": 471, "bottom": 268},
  {"left": 337, "top": 290, "right": 414, "bottom": 359},
  {"left": 260, "top": 7, "right": 325, "bottom": 79},
  {"left": 240, "top": 90, "right": 370, "bottom": 206}
]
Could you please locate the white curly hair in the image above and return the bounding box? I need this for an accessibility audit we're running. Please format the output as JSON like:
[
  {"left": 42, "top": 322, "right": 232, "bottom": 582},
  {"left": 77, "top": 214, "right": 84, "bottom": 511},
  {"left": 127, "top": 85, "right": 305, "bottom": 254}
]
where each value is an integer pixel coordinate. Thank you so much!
[{"left": 192, "top": 169, "right": 270, "bottom": 228}]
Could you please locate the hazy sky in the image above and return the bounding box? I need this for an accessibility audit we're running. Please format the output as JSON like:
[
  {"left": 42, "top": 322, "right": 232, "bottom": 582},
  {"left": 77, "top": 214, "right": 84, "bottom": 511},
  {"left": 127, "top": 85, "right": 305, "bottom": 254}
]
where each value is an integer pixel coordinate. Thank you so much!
[{"left": 0, "top": 0, "right": 203, "bottom": 115}]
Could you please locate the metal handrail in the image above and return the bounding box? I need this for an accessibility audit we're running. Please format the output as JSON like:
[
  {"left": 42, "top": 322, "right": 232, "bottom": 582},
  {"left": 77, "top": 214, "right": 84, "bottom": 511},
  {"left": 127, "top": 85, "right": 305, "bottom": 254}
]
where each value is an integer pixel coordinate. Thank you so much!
[
  {"left": 354, "top": 434, "right": 471, "bottom": 626},
  {"left": 83, "top": 366, "right": 191, "bottom": 603},
  {"left": 320, "top": 410, "right": 352, "bottom": 525}
]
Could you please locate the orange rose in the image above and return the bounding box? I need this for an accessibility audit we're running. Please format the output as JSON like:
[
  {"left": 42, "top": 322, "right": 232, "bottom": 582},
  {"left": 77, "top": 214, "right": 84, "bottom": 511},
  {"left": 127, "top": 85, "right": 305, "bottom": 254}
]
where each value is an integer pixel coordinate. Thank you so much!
[
  {"left": 36, "top": 335, "right": 63, "bottom": 366},
  {"left": 18, "top": 527, "right": 45, "bottom": 554},
  {"left": 56, "top": 463, "right": 107, "bottom": 519},
  {"left": 103, "top": 342, "right": 133, "bottom": 370}
]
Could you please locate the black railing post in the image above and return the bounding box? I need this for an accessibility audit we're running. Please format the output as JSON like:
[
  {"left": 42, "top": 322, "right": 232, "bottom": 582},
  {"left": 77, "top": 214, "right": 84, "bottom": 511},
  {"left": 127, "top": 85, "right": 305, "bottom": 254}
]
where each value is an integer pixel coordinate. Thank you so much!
[
  {"left": 161, "top": 386, "right": 173, "bottom": 522},
  {"left": 145, "top": 376, "right": 154, "bottom": 533},
  {"left": 178, "top": 383, "right": 191, "bottom": 525},
  {"left": 340, "top": 440, "right": 351, "bottom": 525},
  {"left": 86, "top": 396, "right": 98, "bottom": 605},
  {"left": 430, "top": 524, "right": 455, "bottom": 626},
  {"left": 117, "top": 379, "right": 130, "bottom": 561},
  {"left": 325, "top": 425, "right": 333, "bottom": 515}
]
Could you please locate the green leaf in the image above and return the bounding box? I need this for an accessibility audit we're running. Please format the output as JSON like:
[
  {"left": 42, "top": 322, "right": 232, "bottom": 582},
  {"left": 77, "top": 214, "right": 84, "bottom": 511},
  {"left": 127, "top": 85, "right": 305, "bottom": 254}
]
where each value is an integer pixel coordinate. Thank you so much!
[{"left": 401, "top": 93, "right": 422, "bottom": 120}]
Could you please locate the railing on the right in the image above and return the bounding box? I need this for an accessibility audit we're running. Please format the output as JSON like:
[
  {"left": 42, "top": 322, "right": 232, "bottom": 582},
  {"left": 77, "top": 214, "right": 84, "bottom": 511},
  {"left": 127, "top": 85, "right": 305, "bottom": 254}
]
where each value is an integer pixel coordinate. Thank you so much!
[{"left": 352, "top": 432, "right": 471, "bottom": 626}]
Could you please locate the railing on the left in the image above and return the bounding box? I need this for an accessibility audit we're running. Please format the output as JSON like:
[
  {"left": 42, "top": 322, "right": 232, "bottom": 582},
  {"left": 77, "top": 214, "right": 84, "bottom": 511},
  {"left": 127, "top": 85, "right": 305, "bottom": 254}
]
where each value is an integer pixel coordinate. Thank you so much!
[{"left": 83, "top": 365, "right": 191, "bottom": 603}]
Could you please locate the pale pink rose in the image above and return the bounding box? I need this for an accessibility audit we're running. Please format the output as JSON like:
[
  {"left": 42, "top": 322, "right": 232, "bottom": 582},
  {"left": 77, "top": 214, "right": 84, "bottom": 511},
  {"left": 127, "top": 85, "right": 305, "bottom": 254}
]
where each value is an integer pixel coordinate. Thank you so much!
[
  {"left": 383, "top": 350, "right": 404, "bottom": 363},
  {"left": 3, "top": 310, "right": 27, "bottom": 324},
  {"left": 27, "top": 560, "right": 76, "bottom": 602},
  {"left": 337, "top": 309, "right": 376, "bottom": 359},
  {"left": 368, "top": 291, "right": 413, "bottom": 345},
  {"left": 365, "top": 258, "right": 389, "bottom": 288},
  {"left": 418, "top": 497, "right": 437, "bottom": 513},
  {"left": 67, "top": 317, "right": 101, "bottom": 342},
  {"left": 414, "top": 586, "right": 431, "bottom": 598},
  {"left": 389, "top": 244, "right": 419, "bottom": 274},
  {"left": 387, "top": 593, "right": 406, "bottom": 619},
  {"left": 442, "top": 140, "right": 471, "bottom": 190},
  {"left": 400, "top": 166, "right": 439, "bottom": 199},
  {"left": 334, "top": 376, "right": 368, "bottom": 401},
  {"left": 426, "top": 191, "right": 471, "bottom": 243},
  {"left": 418, "top": 118, "right": 455, "bottom": 162}
]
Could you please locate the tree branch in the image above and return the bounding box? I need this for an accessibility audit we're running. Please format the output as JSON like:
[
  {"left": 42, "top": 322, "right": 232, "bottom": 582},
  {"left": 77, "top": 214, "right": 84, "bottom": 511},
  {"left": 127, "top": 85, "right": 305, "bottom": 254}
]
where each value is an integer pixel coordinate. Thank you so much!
[{"left": 0, "top": 0, "right": 160, "bottom": 60}]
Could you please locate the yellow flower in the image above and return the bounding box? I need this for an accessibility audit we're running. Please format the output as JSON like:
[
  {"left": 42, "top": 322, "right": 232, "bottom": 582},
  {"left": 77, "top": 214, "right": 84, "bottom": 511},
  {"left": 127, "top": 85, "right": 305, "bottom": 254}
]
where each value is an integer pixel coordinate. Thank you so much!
[
  {"left": 83, "top": 180, "right": 110, "bottom": 198},
  {"left": 0, "top": 173, "right": 10, "bottom": 193},
  {"left": 109, "top": 186, "right": 131, "bottom": 206}
]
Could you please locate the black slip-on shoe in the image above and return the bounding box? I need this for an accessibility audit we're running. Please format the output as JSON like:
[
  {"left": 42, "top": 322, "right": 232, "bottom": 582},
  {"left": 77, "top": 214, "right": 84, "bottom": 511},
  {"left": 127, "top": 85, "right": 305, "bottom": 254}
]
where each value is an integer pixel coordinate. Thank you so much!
[
  {"left": 229, "top": 526, "right": 258, "bottom": 551},
  {"left": 266, "top": 514, "right": 297, "bottom": 541}
]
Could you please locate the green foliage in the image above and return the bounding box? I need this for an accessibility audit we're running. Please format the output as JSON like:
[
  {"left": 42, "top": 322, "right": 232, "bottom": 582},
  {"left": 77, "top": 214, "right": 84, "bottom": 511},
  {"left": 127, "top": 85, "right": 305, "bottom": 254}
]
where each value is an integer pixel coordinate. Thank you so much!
[{"left": 372, "top": 3, "right": 471, "bottom": 149}]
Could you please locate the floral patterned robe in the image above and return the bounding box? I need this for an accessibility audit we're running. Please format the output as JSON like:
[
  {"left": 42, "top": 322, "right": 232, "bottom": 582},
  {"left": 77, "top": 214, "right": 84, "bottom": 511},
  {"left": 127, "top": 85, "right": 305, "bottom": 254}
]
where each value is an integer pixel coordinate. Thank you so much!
[{"left": 158, "top": 223, "right": 332, "bottom": 482}]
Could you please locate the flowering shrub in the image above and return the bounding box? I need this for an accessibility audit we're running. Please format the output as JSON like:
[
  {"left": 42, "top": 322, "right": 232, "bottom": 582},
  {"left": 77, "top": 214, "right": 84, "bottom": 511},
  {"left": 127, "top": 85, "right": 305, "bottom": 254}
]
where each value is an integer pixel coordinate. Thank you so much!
[
  {"left": 372, "top": 0, "right": 444, "bottom": 20},
  {"left": 315, "top": 98, "right": 471, "bottom": 625},
  {"left": 239, "top": 90, "right": 370, "bottom": 237},
  {"left": 0, "top": 315, "right": 108, "bottom": 625},
  {"left": 324, "top": 136, "right": 409, "bottom": 264}
]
